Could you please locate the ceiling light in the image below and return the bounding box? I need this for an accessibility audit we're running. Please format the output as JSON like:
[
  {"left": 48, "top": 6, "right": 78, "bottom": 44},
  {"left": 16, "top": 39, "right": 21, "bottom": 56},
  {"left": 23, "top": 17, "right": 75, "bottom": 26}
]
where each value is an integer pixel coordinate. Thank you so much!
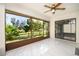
[{"left": 51, "top": 9, "right": 55, "bottom": 14}]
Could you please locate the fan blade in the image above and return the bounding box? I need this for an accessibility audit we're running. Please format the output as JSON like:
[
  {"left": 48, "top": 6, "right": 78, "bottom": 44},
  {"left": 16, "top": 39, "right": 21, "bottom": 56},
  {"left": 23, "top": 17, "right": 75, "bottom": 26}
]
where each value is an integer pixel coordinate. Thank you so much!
[
  {"left": 54, "top": 3, "right": 62, "bottom": 8},
  {"left": 44, "top": 5, "right": 51, "bottom": 8},
  {"left": 44, "top": 9, "right": 51, "bottom": 13},
  {"left": 55, "top": 8, "right": 65, "bottom": 10}
]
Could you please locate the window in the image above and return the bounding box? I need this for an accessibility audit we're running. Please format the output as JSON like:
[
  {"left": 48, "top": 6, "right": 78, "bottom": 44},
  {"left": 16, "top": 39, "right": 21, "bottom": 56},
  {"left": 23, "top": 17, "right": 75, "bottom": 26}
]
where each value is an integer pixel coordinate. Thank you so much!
[
  {"left": 5, "top": 10, "right": 49, "bottom": 45},
  {"left": 38, "top": 20, "right": 43, "bottom": 37},
  {"left": 32, "top": 19, "right": 43, "bottom": 38},
  {"left": 6, "top": 13, "right": 31, "bottom": 43},
  {"left": 44, "top": 22, "right": 49, "bottom": 37}
]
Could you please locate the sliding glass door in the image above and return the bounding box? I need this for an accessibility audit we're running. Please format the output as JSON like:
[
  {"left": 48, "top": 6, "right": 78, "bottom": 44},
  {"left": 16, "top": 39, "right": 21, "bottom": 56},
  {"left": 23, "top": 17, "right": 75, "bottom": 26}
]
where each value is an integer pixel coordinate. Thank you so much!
[{"left": 55, "top": 18, "right": 76, "bottom": 41}]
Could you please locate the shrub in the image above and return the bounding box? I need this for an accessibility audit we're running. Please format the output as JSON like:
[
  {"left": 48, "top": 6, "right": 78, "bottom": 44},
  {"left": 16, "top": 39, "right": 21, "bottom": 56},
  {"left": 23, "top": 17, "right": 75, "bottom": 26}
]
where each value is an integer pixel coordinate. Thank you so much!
[{"left": 6, "top": 25, "right": 19, "bottom": 41}]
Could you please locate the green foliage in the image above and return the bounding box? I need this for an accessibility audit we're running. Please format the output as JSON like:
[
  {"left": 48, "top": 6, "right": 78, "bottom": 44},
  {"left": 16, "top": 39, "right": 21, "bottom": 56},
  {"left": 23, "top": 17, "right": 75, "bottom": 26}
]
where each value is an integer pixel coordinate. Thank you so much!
[
  {"left": 23, "top": 19, "right": 31, "bottom": 32},
  {"left": 32, "top": 21, "right": 43, "bottom": 31},
  {"left": 6, "top": 18, "right": 48, "bottom": 41},
  {"left": 6, "top": 19, "right": 31, "bottom": 41},
  {"left": 6, "top": 25, "right": 19, "bottom": 41},
  {"left": 23, "top": 25, "right": 30, "bottom": 32}
]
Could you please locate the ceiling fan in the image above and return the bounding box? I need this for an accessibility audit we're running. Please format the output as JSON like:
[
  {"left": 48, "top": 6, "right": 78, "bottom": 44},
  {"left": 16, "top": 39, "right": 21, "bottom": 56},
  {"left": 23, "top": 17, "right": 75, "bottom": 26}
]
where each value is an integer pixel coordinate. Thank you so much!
[{"left": 44, "top": 3, "right": 65, "bottom": 14}]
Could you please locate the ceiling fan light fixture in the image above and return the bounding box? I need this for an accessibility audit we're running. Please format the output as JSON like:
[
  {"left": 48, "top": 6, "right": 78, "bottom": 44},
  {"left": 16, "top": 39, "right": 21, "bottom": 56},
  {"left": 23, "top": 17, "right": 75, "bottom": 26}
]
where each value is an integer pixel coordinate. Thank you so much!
[
  {"left": 51, "top": 9, "right": 55, "bottom": 14},
  {"left": 44, "top": 3, "right": 65, "bottom": 14}
]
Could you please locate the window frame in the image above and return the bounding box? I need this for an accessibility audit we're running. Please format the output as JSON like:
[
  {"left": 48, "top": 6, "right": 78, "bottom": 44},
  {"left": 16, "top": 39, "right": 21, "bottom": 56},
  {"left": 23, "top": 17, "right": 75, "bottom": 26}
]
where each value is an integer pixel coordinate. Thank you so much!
[{"left": 5, "top": 9, "right": 50, "bottom": 51}]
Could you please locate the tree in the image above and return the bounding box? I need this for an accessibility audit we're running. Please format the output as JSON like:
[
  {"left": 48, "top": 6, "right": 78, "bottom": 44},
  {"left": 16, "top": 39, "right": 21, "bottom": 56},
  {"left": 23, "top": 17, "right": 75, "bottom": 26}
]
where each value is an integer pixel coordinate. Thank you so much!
[
  {"left": 11, "top": 18, "right": 16, "bottom": 26},
  {"left": 11, "top": 17, "right": 31, "bottom": 32},
  {"left": 11, "top": 18, "right": 20, "bottom": 27},
  {"left": 19, "top": 19, "right": 31, "bottom": 32},
  {"left": 32, "top": 20, "right": 43, "bottom": 36},
  {"left": 6, "top": 25, "right": 19, "bottom": 41},
  {"left": 15, "top": 19, "right": 20, "bottom": 27},
  {"left": 32, "top": 21, "right": 43, "bottom": 31}
]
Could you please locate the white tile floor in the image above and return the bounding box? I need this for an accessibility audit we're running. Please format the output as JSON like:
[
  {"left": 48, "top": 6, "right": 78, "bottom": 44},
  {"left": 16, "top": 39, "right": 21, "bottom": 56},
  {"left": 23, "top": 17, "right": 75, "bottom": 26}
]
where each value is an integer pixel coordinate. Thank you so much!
[{"left": 6, "top": 38, "right": 76, "bottom": 56}]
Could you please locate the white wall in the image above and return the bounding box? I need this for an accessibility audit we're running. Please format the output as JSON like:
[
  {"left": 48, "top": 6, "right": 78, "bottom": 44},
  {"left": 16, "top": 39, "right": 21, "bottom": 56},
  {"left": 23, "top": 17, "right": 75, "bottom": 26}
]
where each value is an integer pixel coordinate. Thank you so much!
[
  {"left": 0, "top": 4, "right": 5, "bottom": 56},
  {"left": 50, "top": 3, "right": 79, "bottom": 43}
]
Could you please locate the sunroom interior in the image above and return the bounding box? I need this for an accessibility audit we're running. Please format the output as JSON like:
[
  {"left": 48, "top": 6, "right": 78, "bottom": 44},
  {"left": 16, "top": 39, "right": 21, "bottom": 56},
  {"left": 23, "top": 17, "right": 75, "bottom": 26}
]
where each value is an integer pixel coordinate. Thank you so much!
[{"left": 0, "top": 3, "right": 79, "bottom": 56}]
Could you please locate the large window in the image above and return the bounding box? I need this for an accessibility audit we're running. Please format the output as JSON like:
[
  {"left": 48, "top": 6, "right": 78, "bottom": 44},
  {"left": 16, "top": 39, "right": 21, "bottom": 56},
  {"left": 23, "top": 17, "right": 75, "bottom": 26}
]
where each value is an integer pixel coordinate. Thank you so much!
[
  {"left": 5, "top": 10, "right": 49, "bottom": 44},
  {"left": 6, "top": 13, "right": 31, "bottom": 43}
]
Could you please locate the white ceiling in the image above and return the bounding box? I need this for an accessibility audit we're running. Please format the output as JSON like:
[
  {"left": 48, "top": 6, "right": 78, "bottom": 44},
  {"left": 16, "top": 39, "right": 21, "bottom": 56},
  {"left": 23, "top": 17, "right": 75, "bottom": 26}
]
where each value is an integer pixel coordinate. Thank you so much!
[
  {"left": 19, "top": 3, "right": 52, "bottom": 18},
  {"left": 19, "top": 3, "right": 79, "bottom": 18},
  {"left": 18, "top": 3, "right": 64, "bottom": 18},
  {"left": 6, "top": 3, "right": 79, "bottom": 20}
]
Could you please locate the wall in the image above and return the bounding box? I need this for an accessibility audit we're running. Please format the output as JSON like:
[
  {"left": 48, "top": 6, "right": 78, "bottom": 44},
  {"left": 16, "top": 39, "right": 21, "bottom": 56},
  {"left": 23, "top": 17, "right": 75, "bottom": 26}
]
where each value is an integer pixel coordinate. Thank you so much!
[
  {"left": 50, "top": 3, "right": 79, "bottom": 43},
  {"left": 0, "top": 4, "right": 5, "bottom": 56}
]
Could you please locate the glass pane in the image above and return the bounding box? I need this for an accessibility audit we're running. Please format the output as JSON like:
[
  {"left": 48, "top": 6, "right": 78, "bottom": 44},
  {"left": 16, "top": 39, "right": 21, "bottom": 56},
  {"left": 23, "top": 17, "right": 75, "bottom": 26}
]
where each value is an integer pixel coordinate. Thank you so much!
[
  {"left": 44, "top": 22, "right": 49, "bottom": 37},
  {"left": 32, "top": 19, "right": 43, "bottom": 38},
  {"left": 38, "top": 20, "right": 43, "bottom": 37},
  {"left": 64, "top": 24, "right": 71, "bottom": 33},
  {"left": 55, "top": 19, "right": 76, "bottom": 41},
  {"left": 71, "top": 20, "right": 75, "bottom": 33},
  {"left": 6, "top": 13, "right": 31, "bottom": 43}
]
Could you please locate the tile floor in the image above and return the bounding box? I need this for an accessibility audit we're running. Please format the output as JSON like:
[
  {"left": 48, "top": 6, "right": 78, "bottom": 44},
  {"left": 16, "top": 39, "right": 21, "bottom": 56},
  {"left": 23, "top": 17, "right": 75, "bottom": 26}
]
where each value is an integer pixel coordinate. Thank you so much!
[{"left": 6, "top": 38, "right": 76, "bottom": 56}]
